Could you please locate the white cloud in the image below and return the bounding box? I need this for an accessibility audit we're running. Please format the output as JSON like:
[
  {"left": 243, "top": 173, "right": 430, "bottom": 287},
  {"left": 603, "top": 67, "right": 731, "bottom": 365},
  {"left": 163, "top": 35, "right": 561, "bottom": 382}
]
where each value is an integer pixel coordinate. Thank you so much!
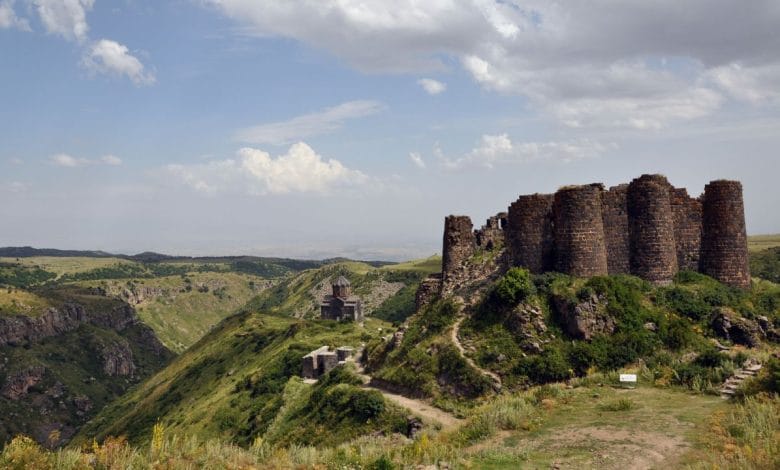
[
  {"left": 82, "top": 39, "right": 156, "bottom": 86},
  {"left": 100, "top": 154, "right": 122, "bottom": 165},
  {"left": 234, "top": 101, "right": 383, "bottom": 145},
  {"left": 408, "top": 152, "right": 426, "bottom": 169},
  {"left": 50, "top": 153, "right": 89, "bottom": 167},
  {"left": 417, "top": 78, "right": 446, "bottom": 95},
  {"left": 50, "top": 153, "right": 123, "bottom": 167},
  {"left": 164, "top": 142, "right": 368, "bottom": 195},
  {"left": 0, "top": 1, "right": 31, "bottom": 30},
  {"left": 29, "top": 0, "right": 94, "bottom": 42},
  {"left": 707, "top": 63, "right": 780, "bottom": 104},
  {"left": 206, "top": 1, "right": 780, "bottom": 128},
  {"left": 438, "top": 133, "right": 614, "bottom": 170}
]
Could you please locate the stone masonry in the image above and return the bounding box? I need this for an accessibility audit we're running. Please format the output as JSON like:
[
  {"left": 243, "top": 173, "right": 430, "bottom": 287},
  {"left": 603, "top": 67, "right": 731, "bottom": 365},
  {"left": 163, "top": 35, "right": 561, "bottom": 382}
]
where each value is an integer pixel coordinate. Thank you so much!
[
  {"left": 430, "top": 174, "right": 750, "bottom": 297},
  {"left": 700, "top": 180, "right": 751, "bottom": 288}
]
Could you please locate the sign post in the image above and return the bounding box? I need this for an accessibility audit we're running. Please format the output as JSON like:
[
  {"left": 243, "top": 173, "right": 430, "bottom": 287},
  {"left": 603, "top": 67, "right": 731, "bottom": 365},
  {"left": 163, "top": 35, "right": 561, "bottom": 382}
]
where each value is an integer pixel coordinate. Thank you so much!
[{"left": 619, "top": 373, "right": 637, "bottom": 389}]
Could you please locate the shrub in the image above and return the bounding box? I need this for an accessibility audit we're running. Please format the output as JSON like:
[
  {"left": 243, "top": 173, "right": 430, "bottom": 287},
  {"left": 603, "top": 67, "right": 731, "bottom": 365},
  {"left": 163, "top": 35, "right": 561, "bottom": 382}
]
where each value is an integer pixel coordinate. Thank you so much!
[
  {"left": 349, "top": 390, "right": 385, "bottom": 421},
  {"left": 515, "top": 349, "right": 572, "bottom": 384},
  {"left": 598, "top": 398, "right": 637, "bottom": 412},
  {"left": 659, "top": 317, "right": 695, "bottom": 350},
  {"left": 660, "top": 287, "right": 710, "bottom": 321},
  {"left": 493, "top": 268, "right": 535, "bottom": 306}
]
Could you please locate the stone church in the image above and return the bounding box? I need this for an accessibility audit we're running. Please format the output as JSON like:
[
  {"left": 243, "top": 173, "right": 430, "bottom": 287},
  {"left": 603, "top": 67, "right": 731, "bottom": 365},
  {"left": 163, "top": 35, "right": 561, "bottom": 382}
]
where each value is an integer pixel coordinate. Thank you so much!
[{"left": 320, "top": 276, "right": 363, "bottom": 321}]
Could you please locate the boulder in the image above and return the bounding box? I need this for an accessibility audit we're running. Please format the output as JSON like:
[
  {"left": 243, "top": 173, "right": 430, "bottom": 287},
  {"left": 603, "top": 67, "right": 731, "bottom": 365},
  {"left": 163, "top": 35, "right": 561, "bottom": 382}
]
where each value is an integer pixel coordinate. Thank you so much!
[
  {"left": 2, "top": 366, "right": 46, "bottom": 400},
  {"left": 552, "top": 294, "right": 615, "bottom": 340},
  {"left": 711, "top": 307, "right": 763, "bottom": 348}
]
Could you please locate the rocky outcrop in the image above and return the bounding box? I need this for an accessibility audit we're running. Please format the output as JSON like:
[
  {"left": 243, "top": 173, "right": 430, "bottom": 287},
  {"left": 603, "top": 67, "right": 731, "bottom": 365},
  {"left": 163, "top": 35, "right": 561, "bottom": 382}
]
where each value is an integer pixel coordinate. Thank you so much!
[
  {"left": 711, "top": 308, "right": 763, "bottom": 347},
  {"left": 0, "top": 303, "right": 139, "bottom": 347},
  {"left": 2, "top": 366, "right": 46, "bottom": 400},
  {"left": 97, "top": 339, "right": 136, "bottom": 377},
  {"left": 505, "top": 304, "right": 548, "bottom": 352},
  {"left": 553, "top": 294, "right": 615, "bottom": 340}
]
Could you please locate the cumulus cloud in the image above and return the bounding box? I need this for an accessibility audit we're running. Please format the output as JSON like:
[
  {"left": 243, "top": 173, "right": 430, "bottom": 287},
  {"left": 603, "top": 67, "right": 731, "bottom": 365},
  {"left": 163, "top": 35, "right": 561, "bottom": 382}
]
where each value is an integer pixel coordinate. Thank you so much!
[
  {"left": 205, "top": 1, "right": 780, "bottom": 128},
  {"left": 417, "top": 78, "right": 446, "bottom": 95},
  {"left": 0, "top": 0, "right": 31, "bottom": 30},
  {"left": 234, "top": 101, "right": 383, "bottom": 145},
  {"left": 408, "top": 152, "right": 426, "bottom": 169},
  {"left": 82, "top": 39, "right": 156, "bottom": 86},
  {"left": 164, "top": 142, "right": 368, "bottom": 195},
  {"left": 50, "top": 153, "right": 123, "bottom": 167},
  {"left": 29, "top": 0, "right": 94, "bottom": 42},
  {"left": 438, "top": 134, "right": 614, "bottom": 170}
]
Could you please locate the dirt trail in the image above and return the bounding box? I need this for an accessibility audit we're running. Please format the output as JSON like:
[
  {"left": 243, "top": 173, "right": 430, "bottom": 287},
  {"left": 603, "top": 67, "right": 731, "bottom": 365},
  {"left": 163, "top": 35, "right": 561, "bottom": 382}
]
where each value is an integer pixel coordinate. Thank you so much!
[
  {"left": 450, "top": 306, "right": 502, "bottom": 388},
  {"left": 352, "top": 359, "right": 462, "bottom": 431}
]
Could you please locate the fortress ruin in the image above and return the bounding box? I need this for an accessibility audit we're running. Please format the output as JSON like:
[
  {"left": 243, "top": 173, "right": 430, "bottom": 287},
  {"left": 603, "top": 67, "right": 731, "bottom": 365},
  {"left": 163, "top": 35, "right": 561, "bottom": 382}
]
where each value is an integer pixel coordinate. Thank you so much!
[{"left": 431, "top": 174, "right": 750, "bottom": 298}]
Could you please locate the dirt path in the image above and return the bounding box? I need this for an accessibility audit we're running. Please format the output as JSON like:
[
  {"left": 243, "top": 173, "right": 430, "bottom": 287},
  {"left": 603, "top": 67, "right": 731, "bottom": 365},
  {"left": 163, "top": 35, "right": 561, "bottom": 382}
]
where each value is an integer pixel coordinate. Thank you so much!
[
  {"left": 352, "top": 358, "right": 462, "bottom": 431},
  {"left": 451, "top": 314, "right": 503, "bottom": 388}
]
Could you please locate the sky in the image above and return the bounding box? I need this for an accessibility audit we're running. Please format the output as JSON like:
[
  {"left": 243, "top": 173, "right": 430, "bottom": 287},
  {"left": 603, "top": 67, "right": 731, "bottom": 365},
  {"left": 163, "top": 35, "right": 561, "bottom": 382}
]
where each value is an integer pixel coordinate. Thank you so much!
[{"left": 1, "top": 0, "right": 779, "bottom": 261}]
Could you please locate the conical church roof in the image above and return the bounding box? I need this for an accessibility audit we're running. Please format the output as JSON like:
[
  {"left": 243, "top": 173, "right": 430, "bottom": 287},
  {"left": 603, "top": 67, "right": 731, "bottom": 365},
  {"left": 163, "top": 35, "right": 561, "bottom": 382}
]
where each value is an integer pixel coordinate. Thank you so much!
[{"left": 333, "top": 275, "right": 351, "bottom": 287}]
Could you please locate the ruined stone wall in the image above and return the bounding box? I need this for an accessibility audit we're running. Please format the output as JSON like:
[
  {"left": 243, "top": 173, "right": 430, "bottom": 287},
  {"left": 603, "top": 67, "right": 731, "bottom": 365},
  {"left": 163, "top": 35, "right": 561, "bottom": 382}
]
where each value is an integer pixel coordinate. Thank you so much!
[
  {"left": 442, "top": 215, "right": 476, "bottom": 276},
  {"left": 601, "top": 185, "right": 631, "bottom": 275},
  {"left": 475, "top": 212, "right": 507, "bottom": 251},
  {"left": 552, "top": 184, "right": 609, "bottom": 277},
  {"left": 627, "top": 174, "right": 678, "bottom": 284},
  {"left": 671, "top": 188, "right": 703, "bottom": 272},
  {"left": 506, "top": 194, "right": 554, "bottom": 273},
  {"left": 415, "top": 274, "right": 442, "bottom": 312},
  {"left": 700, "top": 180, "right": 750, "bottom": 288}
]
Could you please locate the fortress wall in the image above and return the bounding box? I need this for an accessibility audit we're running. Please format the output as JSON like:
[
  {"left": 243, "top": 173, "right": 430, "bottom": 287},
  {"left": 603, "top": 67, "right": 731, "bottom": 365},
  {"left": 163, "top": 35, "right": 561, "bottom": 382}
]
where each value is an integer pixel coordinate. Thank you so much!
[
  {"left": 552, "top": 184, "right": 609, "bottom": 277},
  {"left": 442, "top": 215, "right": 476, "bottom": 276},
  {"left": 700, "top": 180, "right": 750, "bottom": 288},
  {"left": 601, "top": 184, "right": 631, "bottom": 274},
  {"left": 475, "top": 212, "right": 507, "bottom": 251},
  {"left": 506, "top": 194, "right": 555, "bottom": 273},
  {"left": 670, "top": 187, "right": 703, "bottom": 272},
  {"left": 415, "top": 274, "right": 442, "bottom": 311},
  {"left": 627, "top": 174, "right": 678, "bottom": 284}
]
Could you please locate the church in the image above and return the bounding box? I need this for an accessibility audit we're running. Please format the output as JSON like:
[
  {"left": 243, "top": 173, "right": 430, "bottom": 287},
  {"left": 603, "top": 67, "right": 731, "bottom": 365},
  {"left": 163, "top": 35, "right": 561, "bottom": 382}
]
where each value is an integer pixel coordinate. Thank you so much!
[{"left": 320, "top": 276, "right": 363, "bottom": 322}]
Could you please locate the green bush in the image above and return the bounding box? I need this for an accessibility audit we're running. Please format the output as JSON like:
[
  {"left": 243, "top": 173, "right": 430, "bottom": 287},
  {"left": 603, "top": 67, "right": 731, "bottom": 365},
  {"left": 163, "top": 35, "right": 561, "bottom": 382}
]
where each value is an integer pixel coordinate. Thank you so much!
[
  {"left": 349, "top": 389, "right": 385, "bottom": 421},
  {"left": 660, "top": 287, "right": 710, "bottom": 321},
  {"left": 515, "top": 349, "right": 572, "bottom": 384},
  {"left": 493, "top": 268, "right": 535, "bottom": 306}
]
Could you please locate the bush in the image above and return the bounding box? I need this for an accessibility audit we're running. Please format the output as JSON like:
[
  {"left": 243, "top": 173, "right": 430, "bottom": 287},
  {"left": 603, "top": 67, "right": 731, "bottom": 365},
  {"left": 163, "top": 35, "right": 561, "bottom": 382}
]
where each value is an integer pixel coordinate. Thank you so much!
[
  {"left": 515, "top": 349, "right": 572, "bottom": 384},
  {"left": 659, "top": 317, "right": 695, "bottom": 350},
  {"left": 660, "top": 287, "right": 710, "bottom": 321},
  {"left": 349, "top": 390, "right": 385, "bottom": 421},
  {"left": 599, "top": 398, "right": 636, "bottom": 412},
  {"left": 493, "top": 268, "right": 535, "bottom": 306}
]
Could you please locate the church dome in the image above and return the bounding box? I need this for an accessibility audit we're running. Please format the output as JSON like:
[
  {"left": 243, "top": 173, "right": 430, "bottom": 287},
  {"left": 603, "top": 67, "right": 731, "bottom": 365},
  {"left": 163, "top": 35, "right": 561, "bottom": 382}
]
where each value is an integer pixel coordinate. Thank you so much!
[{"left": 333, "top": 276, "right": 351, "bottom": 287}]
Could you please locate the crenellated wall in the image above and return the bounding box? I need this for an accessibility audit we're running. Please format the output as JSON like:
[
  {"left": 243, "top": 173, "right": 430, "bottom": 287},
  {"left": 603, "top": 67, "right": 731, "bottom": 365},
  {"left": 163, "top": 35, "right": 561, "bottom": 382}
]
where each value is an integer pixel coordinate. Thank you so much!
[
  {"left": 552, "top": 184, "right": 609, "bottom": 277},
  {"left": 438, "top": 174, "right": 750, "bottom": 289},
  {"left": 627, "top": 174, "right": 679, "bottom": 285},
  {"left": 700, "top": 180, "right": 750, "bottom": 288},
  {"left": 506, "top": 194, "right": 555, "bottom": 273}
]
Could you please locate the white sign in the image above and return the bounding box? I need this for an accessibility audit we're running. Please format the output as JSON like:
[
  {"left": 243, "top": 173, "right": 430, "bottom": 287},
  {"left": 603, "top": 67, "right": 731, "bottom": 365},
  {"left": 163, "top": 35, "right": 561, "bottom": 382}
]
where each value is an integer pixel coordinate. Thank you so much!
[{"left": 619, "top": 374, "right": 637, "bottom": 383}]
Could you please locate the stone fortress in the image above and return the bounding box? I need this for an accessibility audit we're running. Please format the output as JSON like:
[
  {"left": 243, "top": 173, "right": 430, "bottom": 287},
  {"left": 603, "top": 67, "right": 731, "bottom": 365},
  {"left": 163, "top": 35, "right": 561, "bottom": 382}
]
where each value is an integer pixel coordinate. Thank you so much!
[{"left": 417, "top": 174, "right": 750, "bottom": 306}]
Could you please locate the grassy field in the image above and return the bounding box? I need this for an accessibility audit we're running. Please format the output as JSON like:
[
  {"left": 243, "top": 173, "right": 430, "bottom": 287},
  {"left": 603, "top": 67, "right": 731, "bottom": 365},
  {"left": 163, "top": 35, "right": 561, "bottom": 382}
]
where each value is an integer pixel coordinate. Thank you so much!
[
  {"left": 0, "top": 288, "right": 53, "bottom": 316},
  {"left": 0, "top": 257, "right": 137, "bottom": 278},
  {"left": 74, "top": 272, "right": 274, "bottom": 353},
  {"left": 380, "top": 255, "right": 442, "bottom": 274},
  {"left": 748, "top": 234, "right": 780, "bottom": 252}
]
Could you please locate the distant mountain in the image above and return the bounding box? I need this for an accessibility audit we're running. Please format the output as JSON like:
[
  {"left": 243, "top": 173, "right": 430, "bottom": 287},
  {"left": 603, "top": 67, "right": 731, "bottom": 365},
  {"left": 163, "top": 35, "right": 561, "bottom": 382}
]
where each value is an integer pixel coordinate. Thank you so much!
[{"left": 0, "top": 247, "right": 116, "bottom": 258}]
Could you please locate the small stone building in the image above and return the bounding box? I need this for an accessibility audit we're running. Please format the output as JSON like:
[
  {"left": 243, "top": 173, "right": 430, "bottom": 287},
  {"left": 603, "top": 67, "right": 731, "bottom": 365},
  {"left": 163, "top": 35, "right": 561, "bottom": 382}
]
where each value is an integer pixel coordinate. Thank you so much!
[
  {"left": 320, "top": 276, "right": 363, "bottom": 321},
  {"left": 301, "top": 346, "right": 354, "bottom": 379}
]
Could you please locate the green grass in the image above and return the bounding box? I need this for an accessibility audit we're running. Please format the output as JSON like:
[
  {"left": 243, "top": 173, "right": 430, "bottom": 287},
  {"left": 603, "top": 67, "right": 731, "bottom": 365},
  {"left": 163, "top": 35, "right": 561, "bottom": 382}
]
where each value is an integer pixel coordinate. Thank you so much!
[
  {"left": 748, "top": 234, "right": 780, "bottom": 252},
  {"left": 0, "top": 288, "right": 53, "bottom": 316},
  {"left": 379, "top": 255, "right": 442, "bottom": 274},
  {"left": 74, "top": 272, "right": 269, "bottom": 352},
  {"left": 0, "top": 257, "right": 137, "bottom": 279}
]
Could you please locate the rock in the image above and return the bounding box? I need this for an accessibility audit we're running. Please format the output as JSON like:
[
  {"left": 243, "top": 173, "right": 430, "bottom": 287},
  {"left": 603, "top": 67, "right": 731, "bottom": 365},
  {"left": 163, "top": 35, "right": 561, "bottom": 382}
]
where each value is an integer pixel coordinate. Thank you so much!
[
  {"left": 97, "top": 339, "right": 136, "bottom": 377},
  {"left": 552, "top": 294, "right": 615, "bottom": 340},
  {"left": 711, "top": 307, "right": 762, "bottom": 348},
  {"left": 406, "top": 416, "right": 424, "bottom": 439},
  {"left": 2, "top": 366, "right": 46, "bottom": 400},
  {"left": 496, "top": 353, "right": 507, "bottom": 363},
  {"left": 643, "top": 322, "right": 657, "bottom": 332},
  {"left": 73, "top": 395, "right": 93, "bottom": 416}
]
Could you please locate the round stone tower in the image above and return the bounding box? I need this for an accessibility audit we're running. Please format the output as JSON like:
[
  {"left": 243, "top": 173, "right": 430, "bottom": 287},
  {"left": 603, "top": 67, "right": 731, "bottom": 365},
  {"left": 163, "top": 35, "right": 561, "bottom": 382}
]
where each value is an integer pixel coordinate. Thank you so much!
[
  {"left": 442, "top": 215, "right": 476, "bottom": 276},
  {"left": 627, "top": 174, "right": 678, "bottom": 285},
  {"left": 552, "top": 184, "right": 609, "bottom": 277},
  {"left": 700, "top": 180, "right": 750, "bottom": 288},
  {"left": 506, "top": 194, "right": 554, "bottom": 273}
]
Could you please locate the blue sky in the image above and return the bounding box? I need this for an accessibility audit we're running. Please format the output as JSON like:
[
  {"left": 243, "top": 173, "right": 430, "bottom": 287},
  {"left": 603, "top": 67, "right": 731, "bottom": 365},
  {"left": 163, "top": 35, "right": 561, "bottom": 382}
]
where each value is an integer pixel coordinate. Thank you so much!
[{"left": 1, "top": 1, "right": 779, "bottom": 260}]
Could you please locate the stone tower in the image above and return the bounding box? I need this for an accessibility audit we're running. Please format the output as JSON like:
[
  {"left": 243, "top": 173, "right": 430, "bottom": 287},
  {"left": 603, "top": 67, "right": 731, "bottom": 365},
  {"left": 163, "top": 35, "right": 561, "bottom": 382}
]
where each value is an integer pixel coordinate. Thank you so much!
[
  {"left": 332, "top": 276, "right": 351, "bottom": 298},
  {"left": 553, "top": 184, "right": 609, "bottom": 277},
  {"left": 700, "top": 180, "right": 750, "bottom": 288},
  {"left": 627, "top": 174, "right": 678, "bottom": 285},
  {"left": 442, "top": 215, "right": 476, "bottom": 276},
  {"left": 506, "top": 194, "right": 555, "bottom": 273}
]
